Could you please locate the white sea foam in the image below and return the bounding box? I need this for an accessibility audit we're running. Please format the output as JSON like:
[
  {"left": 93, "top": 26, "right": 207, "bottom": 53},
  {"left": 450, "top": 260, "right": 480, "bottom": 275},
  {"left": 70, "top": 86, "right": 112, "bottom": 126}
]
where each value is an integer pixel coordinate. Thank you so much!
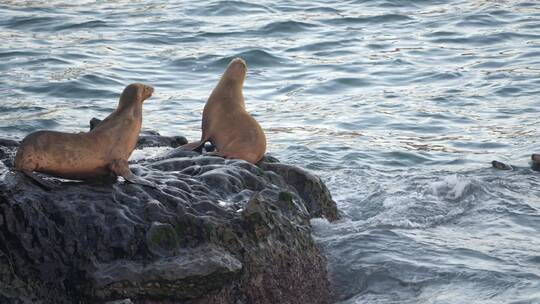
[{"left": 428, "top": 174, "right": 472, "bottom": 201}]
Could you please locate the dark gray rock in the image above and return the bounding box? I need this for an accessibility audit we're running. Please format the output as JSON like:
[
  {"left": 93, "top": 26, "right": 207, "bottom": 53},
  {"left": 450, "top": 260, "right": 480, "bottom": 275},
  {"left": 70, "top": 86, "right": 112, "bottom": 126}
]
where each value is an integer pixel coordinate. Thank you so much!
[
  {"left": 0, "top": 139, "right": 19, "bottom": 147},
  {"left": 0, "top": 132, "right": 339, "bottom": 304},
  {"left": 258, "top": 162, "right": 339, "bottom": 222}
]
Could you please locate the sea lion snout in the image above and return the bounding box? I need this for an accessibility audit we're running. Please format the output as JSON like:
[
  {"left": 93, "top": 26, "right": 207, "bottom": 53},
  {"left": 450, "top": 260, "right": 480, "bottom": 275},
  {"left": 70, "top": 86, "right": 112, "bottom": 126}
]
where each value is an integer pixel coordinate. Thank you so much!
[
  {"left": 230, "top": 57, "right": 247, "bottom": 68},
  {"left": 121, "top": 83, "right": 153, "bottom": 104},
  {"left": 143, "top": 85, "right": 154, "bottom": 100},
  {"left": 224, "top": 58, "right": 247, "bottom": 82},
  {"left": 229, "top": 58, "right": 247, "bottom": 72}
]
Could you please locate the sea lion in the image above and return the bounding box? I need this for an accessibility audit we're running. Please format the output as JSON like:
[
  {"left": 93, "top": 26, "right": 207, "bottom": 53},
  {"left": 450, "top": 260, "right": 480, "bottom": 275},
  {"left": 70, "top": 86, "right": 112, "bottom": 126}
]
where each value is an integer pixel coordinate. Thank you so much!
[
  {"left": 492, "top": 160, "right": 513, "bottom": 170},
  {"left": 182, "top": 58, "right": 266, "bottom": 164},
  {"left": 531, "top": 154, "right": 540, "bottom": 171},
  {"left": 14, "top": 83, "right": 156, "bottom": 189},
  {"left": 492, "top": 154, "right": 540, "bottom": 171}
]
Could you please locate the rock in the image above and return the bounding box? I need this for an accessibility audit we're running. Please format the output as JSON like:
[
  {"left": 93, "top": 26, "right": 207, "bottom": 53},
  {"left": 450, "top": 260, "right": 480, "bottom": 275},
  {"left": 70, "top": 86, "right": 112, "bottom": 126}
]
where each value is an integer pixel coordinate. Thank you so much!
[
  {"left": 0, "top": 139, "right": 18, "bottom": 169},
  {"left": 91, "top": 244, "right": 243, "bottom": 300},
  {"left": 0, "top": 139, "right": 19, "bottom": 147},
  {"left": 258, "top": 162, "right": 339, "bottom": 221},
  {"left": 105, "top": 300, "right": 133, "bottom": 304},
  {"left": 0, "top": 131, "right": 339, "bottom": 304}
]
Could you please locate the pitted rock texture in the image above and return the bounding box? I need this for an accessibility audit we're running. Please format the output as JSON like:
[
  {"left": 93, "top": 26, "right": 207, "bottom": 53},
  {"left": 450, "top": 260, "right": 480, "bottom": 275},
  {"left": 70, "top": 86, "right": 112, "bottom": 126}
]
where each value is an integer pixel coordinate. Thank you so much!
[{"left": 0, "top": 133, "right": 338, "bottom": 304}]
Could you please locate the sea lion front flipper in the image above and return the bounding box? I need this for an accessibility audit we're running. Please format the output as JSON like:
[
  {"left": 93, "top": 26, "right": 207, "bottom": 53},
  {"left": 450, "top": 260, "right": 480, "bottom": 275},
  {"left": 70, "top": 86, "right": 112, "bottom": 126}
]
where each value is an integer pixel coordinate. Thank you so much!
[
  {"left": 205, "top": 151, "right": 227, "bottom": 158},
  {"left": 179, "top": 141, "right": 205, "bottom": 153},
  {"left": 109, "top": 159, "right": 157, "bottom": 188},
  {"left": 492, "top": 160, "right": 513, "bottom": 170},
  {"left": 19, "top": 170, "right": 58, "bottom": 190}
]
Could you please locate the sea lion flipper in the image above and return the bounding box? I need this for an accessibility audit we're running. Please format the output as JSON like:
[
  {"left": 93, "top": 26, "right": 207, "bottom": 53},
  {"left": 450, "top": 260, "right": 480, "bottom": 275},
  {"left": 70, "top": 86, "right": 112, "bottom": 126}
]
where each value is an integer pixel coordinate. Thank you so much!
[
  {"left": 109, "top": 159, "right": 157, "bottom": 188},
  {"left": 205, "top": 151, "right": 227, "bottom": 158},
  {"left": 20, "top": 170, "right": 58, "bottom": 190},
  {"left": 179, "top": 141, "right": 205, "bottom": 153},
  {"left": 124, "top": 175, "right": 158, "bottom": 188}
]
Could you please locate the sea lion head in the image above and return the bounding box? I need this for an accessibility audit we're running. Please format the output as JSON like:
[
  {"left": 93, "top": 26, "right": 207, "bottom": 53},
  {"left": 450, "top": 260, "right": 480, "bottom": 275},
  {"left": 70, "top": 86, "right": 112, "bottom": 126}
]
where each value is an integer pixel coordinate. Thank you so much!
[
  {"left": 222, "top": 58, "right": 247, "bottom": 85},
  {"left": 119, "top": 83, "right": 154, "bottom": 108}
]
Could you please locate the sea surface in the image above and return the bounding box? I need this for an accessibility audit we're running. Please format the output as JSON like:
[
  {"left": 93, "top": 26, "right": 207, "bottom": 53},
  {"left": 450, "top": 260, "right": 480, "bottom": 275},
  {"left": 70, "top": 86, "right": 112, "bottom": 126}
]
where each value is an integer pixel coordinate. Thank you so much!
[{"left": 1, "top": 0, "right": 539, "bottom": 303}]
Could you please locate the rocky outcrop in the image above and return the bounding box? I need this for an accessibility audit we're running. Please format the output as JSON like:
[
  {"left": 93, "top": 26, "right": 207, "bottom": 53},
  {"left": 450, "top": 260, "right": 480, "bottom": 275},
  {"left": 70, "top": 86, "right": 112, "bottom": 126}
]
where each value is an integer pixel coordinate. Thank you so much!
[{"left": 0, "top": 131, "right": 338, "bottom": 304}]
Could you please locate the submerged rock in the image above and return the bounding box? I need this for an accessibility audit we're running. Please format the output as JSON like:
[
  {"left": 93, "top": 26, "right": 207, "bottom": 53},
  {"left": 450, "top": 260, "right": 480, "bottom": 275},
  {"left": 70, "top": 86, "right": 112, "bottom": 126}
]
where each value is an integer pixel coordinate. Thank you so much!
[{"left": 0, "top": 131, "right": 338, "bottom": 304}]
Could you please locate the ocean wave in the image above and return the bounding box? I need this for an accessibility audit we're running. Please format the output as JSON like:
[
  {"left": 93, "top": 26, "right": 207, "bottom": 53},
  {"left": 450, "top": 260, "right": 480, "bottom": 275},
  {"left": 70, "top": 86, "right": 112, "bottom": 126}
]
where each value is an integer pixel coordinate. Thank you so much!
[
  {"left": 322, "top": 13, "right": 413, "bottom": 26},
  {"left": 211, "top": 49, "right": 287, "bottom": 68},
  {"left": 186, "top": 1, "right": 274, "bottom": 16},
  {"left": 258, "top": 20, "right": 319, "bottom": 34}
]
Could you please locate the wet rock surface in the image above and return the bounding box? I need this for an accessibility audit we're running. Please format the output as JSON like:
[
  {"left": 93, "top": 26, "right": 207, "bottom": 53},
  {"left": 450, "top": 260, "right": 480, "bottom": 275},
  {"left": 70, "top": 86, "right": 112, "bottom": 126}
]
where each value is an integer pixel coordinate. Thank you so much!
[{"left": 0, "top": 131, "right": 338, "bottom": 304}]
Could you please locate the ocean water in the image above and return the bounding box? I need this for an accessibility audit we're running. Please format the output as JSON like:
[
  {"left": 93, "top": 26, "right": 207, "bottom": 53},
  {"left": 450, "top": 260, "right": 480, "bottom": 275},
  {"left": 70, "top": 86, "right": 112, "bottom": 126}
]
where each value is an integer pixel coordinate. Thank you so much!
[{"left": 1, "top": 0, "right": 540, "bottom": 303}]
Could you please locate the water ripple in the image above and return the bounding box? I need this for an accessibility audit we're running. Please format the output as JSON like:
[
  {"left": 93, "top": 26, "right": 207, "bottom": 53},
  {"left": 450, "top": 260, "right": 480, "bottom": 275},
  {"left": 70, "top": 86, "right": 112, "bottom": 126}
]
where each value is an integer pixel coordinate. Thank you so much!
[
  {"left": 259, "top": 20, "right": 319, "bottom": 34},
  {"left": 1, "top": 1, "right": 539, "bottom": 303},
  {"left": 322, "top": 14, "right": 414, "bottom": 26},
  {"left": 187, "top": 1, "right": 274, "bottom": 16}
]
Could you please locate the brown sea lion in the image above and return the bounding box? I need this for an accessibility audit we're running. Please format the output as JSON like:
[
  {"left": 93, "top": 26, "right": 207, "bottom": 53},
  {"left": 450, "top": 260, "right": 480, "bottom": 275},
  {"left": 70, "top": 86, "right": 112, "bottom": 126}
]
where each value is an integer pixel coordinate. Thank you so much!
[
  {"left": 491, "top": 160, "right": 513, "bottom": 170},
  {"left": 14, "top": 83, "right": 156, "bottom": 189},
  {"left": 182, "top": 58, "right": 267, "bottom": 164},
  {"left": 492, "top": 154, "right": 540, "bottom": 171}
]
